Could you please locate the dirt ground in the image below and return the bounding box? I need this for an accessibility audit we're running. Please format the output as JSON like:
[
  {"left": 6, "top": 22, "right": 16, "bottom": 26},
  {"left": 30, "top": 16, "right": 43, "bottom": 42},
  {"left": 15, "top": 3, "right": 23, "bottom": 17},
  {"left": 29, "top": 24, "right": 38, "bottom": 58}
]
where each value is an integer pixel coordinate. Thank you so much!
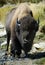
[{"left": 0, "top": 48, "right": 45, "bottom": 65}]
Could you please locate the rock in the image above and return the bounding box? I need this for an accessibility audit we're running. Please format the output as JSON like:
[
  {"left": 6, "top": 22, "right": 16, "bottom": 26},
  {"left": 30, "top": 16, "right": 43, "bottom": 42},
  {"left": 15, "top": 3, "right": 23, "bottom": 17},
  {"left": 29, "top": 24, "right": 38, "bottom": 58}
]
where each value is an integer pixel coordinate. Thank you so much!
[
  {"left": 1, "top": 41, "right": 7, "bottom": 46},
  {"left": 0, "top": 30, "right": 6, "bottom": 37},
  {"left": 0, "top": 23, "right": 6, "bottom": 37},
  {"left": 1, "top": 40, "right": 11, "bottom": 46},
  {"left": 33, "top": 41, "right": 45, "bottom": 52},
  {"left": 0, "top": 23, "right": 4, "bottom": 29},
  {"left": 30, "top": 41, "right": 45, "bottom": 53}
]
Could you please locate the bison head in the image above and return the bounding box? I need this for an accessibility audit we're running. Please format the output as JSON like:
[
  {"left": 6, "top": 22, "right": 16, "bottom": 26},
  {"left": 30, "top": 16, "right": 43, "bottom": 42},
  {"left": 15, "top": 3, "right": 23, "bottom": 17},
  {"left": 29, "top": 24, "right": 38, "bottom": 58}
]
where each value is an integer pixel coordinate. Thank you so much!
[{"left": 15, "top": 15, "right": 39, "bottom": 53}]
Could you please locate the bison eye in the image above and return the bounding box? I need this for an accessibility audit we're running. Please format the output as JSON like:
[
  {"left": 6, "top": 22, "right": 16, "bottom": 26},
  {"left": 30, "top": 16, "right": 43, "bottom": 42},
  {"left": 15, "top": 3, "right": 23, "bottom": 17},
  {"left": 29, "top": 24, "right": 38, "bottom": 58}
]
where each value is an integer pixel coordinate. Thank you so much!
[
  {"left": 15, "top": 24, "right": 20, "bottom": 35},
  {"left": 16, "top": 25, "right": 20, "bottom": 34}
]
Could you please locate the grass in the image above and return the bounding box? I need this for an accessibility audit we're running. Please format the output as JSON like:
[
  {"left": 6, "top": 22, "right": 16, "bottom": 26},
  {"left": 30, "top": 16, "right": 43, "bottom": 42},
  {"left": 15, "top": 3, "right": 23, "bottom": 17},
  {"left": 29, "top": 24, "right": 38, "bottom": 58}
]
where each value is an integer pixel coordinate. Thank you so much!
[
  {"left": 0, "top": 4, "right": 15, "bottom": 24},
  {"left": 34, "top": 33, "right": 45, "bottom": 43},
  {"left": 35, "top": 58, "right": 45, "bottom": 65}
]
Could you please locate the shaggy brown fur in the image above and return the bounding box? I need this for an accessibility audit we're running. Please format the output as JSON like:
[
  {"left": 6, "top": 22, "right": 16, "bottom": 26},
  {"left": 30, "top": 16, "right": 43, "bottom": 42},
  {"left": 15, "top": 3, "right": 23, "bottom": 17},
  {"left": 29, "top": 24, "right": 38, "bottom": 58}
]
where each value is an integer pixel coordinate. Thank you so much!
[{"left": 10, "top": 3, "right": 33, "bottom": 56}]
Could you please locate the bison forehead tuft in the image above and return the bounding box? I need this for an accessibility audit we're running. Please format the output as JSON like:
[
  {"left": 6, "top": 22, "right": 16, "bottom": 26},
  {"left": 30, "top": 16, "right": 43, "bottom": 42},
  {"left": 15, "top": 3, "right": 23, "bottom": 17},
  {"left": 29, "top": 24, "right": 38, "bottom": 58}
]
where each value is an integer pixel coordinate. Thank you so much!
[{"left": 19, "top": 15, "right": 36, "bottom": 31}]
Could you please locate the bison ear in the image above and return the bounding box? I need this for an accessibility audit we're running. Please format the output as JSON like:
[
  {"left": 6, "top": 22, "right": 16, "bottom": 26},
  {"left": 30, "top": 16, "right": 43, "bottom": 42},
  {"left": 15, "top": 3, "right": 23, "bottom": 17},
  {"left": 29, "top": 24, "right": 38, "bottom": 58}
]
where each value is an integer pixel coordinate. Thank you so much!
[{"left": 30, "top": 11, "right": 33, "bottom": 17}]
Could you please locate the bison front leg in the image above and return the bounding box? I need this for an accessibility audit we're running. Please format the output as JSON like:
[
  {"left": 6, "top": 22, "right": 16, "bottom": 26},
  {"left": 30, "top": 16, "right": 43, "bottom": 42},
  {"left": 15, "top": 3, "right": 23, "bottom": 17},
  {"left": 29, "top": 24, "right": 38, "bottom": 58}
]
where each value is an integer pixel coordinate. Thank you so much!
[
  {"left": 10, "top": 36, "right": 16, "bottom": 57},
  {"left": 10, "top": 31, "right": 22, "bottom": 57},
  {"left": 15, "top": 37, "right": 22, "bottom": 58},
  {"left": 11, "top": 36, "right": 22, "bottom": 58},
  {"left": 6, "top": 32, "right": 11, "bottom": 51},
  {"left": 5, "top": 32, "right": 11, "bottom": 55}
]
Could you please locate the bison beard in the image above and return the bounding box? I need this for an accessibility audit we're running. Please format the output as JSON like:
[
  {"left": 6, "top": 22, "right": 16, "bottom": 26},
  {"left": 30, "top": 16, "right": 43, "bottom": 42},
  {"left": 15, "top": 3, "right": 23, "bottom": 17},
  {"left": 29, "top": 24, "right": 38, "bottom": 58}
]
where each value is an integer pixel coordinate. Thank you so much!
[{"left": 5, "top": 3, "right": 39, "bottom": 57}]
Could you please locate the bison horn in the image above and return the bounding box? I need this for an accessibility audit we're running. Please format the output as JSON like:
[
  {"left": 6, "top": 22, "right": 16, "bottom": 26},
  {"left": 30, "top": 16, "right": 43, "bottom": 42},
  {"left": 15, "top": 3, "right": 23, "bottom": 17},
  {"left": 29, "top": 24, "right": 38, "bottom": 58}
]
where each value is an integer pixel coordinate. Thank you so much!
[
  {"left": 17, "top": 18, "right": 21, "bottom": 26},
  {"left": 15, "top": 18, "right": 21, "bottom": 34},
  {"left": 37, "top": 17, "right": 40, "bottom": 25},
  {"left": 37, "top": 17, "right": 40, "bottom": 30}
]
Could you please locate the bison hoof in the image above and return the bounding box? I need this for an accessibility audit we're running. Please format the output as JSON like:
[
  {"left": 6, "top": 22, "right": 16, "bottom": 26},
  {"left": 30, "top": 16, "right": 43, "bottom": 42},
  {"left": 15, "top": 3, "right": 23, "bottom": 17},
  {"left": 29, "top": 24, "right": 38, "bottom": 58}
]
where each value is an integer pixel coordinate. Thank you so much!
[{"left": 5, "top": 51, "right": 8, "bottom": 56}]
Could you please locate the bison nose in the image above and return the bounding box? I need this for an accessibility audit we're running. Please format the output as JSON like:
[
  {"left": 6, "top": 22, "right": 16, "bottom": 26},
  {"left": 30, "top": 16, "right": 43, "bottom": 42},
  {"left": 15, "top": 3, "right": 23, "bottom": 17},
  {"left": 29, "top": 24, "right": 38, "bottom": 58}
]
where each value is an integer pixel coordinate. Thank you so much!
[
  {"left": 24, "top": 39, "right": 28, "bottom": 43},
  {"left": 24, "top": 39, "right": 31, "bottom": 44}
]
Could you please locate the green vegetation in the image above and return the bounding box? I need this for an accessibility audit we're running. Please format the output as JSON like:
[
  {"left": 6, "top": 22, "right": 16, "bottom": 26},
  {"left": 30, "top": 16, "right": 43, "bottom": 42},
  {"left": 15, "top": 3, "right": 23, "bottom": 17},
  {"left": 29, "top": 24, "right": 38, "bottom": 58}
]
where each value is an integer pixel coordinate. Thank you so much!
[
  {"left": 34, "top": 33, "right": 45, "bottom": 43},
  {"left": 35, "top": 58, "right": 45, "bottom": 65},
  {"left": 0, "top": 5, "right": 15, "bottom": 24},
  {"left": 0, "top": 0, "right": 43, "bottom": 5},
  {"left": 30, "top": 0, "right": 42, "bottom": 3}
]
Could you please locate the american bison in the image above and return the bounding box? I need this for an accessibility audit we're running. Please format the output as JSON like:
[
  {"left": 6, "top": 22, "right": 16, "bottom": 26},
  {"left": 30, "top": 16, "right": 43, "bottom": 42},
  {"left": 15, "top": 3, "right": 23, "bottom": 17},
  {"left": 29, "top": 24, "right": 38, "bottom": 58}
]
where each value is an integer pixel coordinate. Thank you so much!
[{"left": 5, "top": 3, "right": 39, "bottom": 57}]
